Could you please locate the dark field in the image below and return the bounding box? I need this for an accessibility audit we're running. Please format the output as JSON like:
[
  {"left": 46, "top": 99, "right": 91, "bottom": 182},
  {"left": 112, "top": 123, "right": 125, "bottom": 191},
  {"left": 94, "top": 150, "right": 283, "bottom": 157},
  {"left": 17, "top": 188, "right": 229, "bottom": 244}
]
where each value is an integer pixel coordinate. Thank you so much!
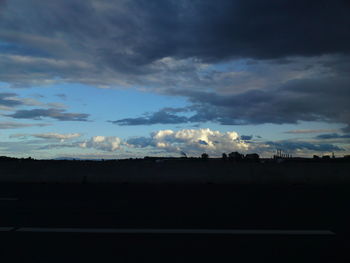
[
  {"left": 0, "top": 182, "right": 349, "bottom": 262},
  {"left": 1, "top": 158, "right": 350, "bottom": 184}
]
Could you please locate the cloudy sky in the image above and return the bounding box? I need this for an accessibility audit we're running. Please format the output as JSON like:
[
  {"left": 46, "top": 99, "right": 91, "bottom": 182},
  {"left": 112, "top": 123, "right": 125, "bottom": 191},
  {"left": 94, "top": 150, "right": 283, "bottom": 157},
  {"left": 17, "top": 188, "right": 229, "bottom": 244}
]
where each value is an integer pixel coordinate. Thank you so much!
[{"left": 0, "top": 0, "right": 349, "bottom": 159}]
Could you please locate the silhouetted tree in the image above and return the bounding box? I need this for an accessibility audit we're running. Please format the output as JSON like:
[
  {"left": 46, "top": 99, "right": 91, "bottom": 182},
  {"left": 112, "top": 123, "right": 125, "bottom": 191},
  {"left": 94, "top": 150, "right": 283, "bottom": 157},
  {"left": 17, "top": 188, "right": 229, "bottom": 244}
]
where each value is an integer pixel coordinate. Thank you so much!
[
  {"left": 222, "top": 153, "right": 227, "bottom": 160},
  {"left": 201, "top": 153, "right": 209, "bottom": 159},
  {"left": 228, "top": 152, "right": 243, "bottom": 161}
]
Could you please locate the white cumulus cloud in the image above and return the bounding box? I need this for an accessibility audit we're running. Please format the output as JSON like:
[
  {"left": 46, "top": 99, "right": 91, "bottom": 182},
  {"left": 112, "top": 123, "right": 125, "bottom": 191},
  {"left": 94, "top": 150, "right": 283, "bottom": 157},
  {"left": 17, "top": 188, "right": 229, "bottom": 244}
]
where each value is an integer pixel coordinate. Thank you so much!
[
  {"left": 129, "top": 128, "right": 250, "bottom": 156},
  {"left": 79, "top": 136, "right": 122, "bottom": 152}
]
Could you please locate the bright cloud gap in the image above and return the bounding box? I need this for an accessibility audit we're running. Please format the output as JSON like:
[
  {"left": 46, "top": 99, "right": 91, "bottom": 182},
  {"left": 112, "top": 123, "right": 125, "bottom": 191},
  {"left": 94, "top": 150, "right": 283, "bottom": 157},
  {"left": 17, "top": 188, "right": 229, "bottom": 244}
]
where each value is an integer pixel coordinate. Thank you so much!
[{"left": 5, "top": 129, "right": 347, "bottom": 159}]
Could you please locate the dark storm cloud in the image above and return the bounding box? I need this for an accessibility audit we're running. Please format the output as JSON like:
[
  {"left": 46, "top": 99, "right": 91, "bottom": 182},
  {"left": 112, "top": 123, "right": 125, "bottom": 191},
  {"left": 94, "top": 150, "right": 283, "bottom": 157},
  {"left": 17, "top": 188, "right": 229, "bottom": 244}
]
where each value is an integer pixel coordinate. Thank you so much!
[
  {"left": 342, "top": 126, "right": 350, "bottom": 133},
  {"left": 315, "top": 133, "right": 350, "bottom": 140},
  {"left": 111, "top": 76, "right": 350, "bottom": 127},
  {"left": 265, "top": 141, "right": 343, "bottom": 152},
  {"left": 6, "top": 108, "right": 89, "bottom": 121},
  {"left": 91, "top": 0, "right": 350, "bottom": 61},
  {"left": 1, "top": 0, "right": 349, "bottom": 70},
  {"left": 184, "top": 77, "right": 350, "bottom": 125}
]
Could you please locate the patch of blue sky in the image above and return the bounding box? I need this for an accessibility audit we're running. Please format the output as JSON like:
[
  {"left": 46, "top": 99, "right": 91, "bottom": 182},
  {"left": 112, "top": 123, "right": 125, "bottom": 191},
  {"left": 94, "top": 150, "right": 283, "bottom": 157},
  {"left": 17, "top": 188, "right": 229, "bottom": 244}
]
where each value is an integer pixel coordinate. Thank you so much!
[
  {"left": 0, "top": 81, "right": 10, "bottom": 89},
  {"left": 6, "top": 83, "right": 190, "bottom": 138},
  {"left": 2, "top": 80, "right": 345, "bottom": 147},
  {"left": 25, "top": 83, "right": 188, "bottom": 115}
]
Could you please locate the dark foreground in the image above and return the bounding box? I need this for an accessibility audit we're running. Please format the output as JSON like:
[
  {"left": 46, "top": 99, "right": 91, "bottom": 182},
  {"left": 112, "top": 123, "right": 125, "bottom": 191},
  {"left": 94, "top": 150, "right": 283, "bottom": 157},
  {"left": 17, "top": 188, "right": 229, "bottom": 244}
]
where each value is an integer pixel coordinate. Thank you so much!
[{"left": 0, "top": 183, "right": 349, "bottom": 262}]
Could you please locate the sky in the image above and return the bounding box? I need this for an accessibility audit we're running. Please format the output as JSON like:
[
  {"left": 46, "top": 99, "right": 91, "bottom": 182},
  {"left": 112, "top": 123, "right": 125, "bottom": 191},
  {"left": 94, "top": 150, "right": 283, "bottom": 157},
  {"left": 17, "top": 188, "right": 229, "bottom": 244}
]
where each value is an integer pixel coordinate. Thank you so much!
[{"left": 0, "top": 0, "right": 349, "bottom": 159}]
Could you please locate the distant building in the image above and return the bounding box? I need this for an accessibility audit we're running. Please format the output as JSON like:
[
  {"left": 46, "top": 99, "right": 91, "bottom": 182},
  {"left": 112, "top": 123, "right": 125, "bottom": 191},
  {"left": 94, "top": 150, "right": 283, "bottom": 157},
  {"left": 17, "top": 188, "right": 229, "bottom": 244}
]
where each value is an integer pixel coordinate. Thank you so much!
[{"left": 273, "top": 149, "right": 291, "bottom": 160}]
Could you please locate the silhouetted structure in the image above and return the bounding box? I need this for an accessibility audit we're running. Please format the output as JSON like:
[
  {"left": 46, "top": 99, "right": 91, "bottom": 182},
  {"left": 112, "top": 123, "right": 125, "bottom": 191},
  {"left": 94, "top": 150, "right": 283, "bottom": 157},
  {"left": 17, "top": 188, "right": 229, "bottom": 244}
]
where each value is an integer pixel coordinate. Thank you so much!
[
  {"left": 228, "top": 152, "right": 243, "bottom": 161},
  {"left": 273, "top": 149, "right": 292, "bottom": 160}
]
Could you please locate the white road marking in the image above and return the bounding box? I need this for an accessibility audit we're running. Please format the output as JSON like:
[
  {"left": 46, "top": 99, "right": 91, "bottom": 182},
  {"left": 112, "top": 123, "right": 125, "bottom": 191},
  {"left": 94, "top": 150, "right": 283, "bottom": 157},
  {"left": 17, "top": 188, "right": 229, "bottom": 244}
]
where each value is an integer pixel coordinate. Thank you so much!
[{"left": 13, "top": 228, "right": 336, "bottom": 235}]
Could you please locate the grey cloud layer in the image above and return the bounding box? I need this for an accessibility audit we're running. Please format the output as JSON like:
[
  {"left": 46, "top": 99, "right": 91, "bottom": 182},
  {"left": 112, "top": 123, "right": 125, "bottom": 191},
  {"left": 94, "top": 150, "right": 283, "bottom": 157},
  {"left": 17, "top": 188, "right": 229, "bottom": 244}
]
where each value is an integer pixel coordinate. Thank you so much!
[
  {"left": 10, "top": 132, "right": 82, "bottom": 140},
  {"left": 185, "top": 77, "right": 350, "bottom": 126},
  {"left": 1, "top": 0, "right": 349, "bottom": 81},
  {"left": 316, "top": 133, "right": 350, "bottom": 140},
  {"left": 111, "top": 108, "right": 190, "bottom": 126},
  {"left": 0, "top": 121, "right": 48, "bottom": 129},
  {"left": 3, "top": 0, "right": 348, "bottom": 62},
  {"left": 6, "top": 108, "right": 89, "bottom": 121},
  {"left": 0, "top": 0, "right": 349, "bottom": 129},
  {"left": 0, "top": 92, "right": 90, "bottom": 122},
  {"left": 0, "top": 93, "right": 23, "bottom": 107},
  {"left": 112, "top": 75, "right": 350, "bottom": 128},
  {"left": 0, "top": 92, "right": 63, "bottom": 108},
  {"left": 284, "top": 129, "right": 339, "bottom": 134},
  {"left": 265, "top": 141, "right": 343, "bottom": 152}
]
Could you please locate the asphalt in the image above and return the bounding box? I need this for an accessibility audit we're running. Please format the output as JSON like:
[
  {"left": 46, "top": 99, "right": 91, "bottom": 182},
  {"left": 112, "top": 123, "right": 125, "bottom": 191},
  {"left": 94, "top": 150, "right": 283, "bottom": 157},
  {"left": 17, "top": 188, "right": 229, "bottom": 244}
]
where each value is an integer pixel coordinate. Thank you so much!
[{"left": 0, "top": 183, "right": 349, "bottom": 262}]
